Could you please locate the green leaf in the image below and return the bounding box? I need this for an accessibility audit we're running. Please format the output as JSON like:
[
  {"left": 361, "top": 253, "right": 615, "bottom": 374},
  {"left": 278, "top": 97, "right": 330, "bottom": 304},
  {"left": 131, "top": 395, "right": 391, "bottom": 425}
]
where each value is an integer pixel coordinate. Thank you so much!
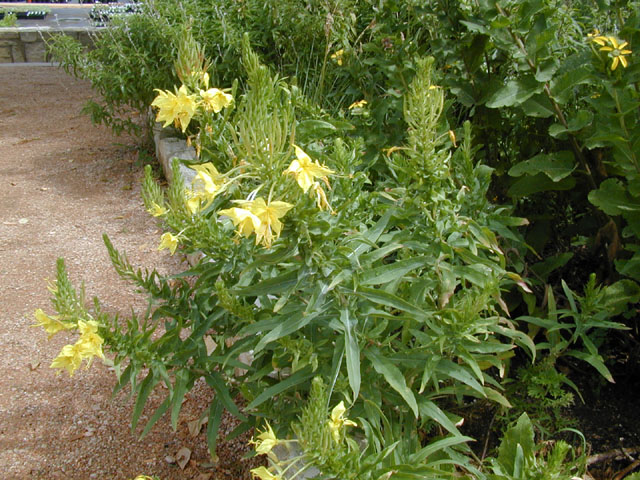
[
  {"left": 566, "top": 350, "right": 614, "bottom": 382},
  {"left": 485, "top": 77, "right": 542, "bottom": 108},
  {"left": 497, "top": 413, "right": 535, "bottom": 475},
  {"left": 354, "top": 287, "right": 436, "bottom": 329},
  {"left": 341, "top": 309, "right": 361, "bottom": 401},
  {"left": 140, "top": 397, "right": 170, "bottom": 439},
  {"left": 436, "top": 359, "right": 484, "bottom": 396},
  {"left": 206, "top": 396, "right": 224, "bottom": 458},
  {"left": 589, "top": 179, "right": 640, "bottom": 215},
  {"left": 508, "top": 151, "right": 575, "bottom": 182},
  {"left": 520, "top": 94, "right": 554, "bottom": 118},
  {"left": 365, "top": 348, "right": 419, "bottom": 417},
  {"left": 360, "top": 256, "right": 431, "bottom": 286},
  {"left": 254, "top": 309, "right": 319, "bottom": 352},
  {"left": 232, "top": 269, "right": 300, "bottom": 296},
  {"left": 171, "top": 370, "right": 190, "bottom": 431},
  {"left": 246, "top": 367, "right": 314, "bottom": 410},
  {"left": 603, "top": 280, "right": 640, "bottom": 315},
  {"left": 530, "top": 252, "right": 574, "bottom": 280},
  {"left": 295, "top": 119, "right": 338, "bottom": 140},
  {"left": 534, "top": 57, "right": 559, "bottom": 82},
  {"left": 508, "top": 172, "right": 576, "bottom": 197},
  {"left": 131, "top": 372, "right": 158, "bottom": 431},
  {"left": 418, "top": 400, "right": 462, "bottom": 436},
  {"left": 549, "top": 66, "right": 592, "bottom": 104},
  {"left": 205, "top": 372, "right": 247, "bottom": 421},
  {"left": 410, "top": 434, "right": 474, "bottom": 463}
]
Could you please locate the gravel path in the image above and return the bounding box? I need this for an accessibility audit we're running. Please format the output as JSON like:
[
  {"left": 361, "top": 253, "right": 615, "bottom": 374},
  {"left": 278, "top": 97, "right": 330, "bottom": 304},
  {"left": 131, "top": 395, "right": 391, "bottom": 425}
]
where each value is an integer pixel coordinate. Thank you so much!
[{"left": 0, "top": 65, "right": 256, "bottom": 480}]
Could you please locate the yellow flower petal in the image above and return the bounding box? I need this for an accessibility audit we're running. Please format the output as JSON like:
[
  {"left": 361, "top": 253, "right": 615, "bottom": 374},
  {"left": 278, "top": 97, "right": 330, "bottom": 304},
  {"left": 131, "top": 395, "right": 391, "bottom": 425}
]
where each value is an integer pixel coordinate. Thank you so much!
[
  {"left": 50, "top": 343, "right": 84, "bottom": 376},
  {"left": 151, "top": 85, "right": 197, "bottom": 133},
  {"left": 32, "top": 308, "right": 74, "bottom": 338},
  {"left": 250, "top": 466, "right": 281, "bottom": 480},
  {"left": 218, "top": 207, "right": 261, "bottom": 238},
  {"left": 200, "top": 88, "right": 233, "bottom": 113},
  {"left": 327, "top": 401, "right": 357, "bottom": 443},
  {"left": 158, "top": 232, "right": 179, "bottom": 254},
  {"left": 283, "top": 146, "right": 335, "bottom": 193},
  {"left": 148, "top": 202, "right": 167, "bottom": 217},
  {"left": 252, "top": 422, "right": 280, "bottom": 455}
]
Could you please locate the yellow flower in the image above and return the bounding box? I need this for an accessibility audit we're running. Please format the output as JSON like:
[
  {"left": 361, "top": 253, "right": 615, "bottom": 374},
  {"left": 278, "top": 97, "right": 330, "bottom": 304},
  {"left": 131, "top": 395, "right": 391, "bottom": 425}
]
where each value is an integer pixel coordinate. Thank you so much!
[
  {"left": 148, "top": 202, "right": 167, "bottom": 217},
  {"left": 327, "top": 401, "right": 357, "bottom": 443},
  {"left": 151, "top": 85, "right": 197, "bottom": 132},
  {"left": 251, "top": 422, "right": 280, "bottom": 455},
  {"left": 76, "top": 320, "right": 105, "bottom": 362},
  {"left": 284, "top": 145, "right": 335, "bottom": 193},
  {"left": 186, "top": 163, "right": 227, "bottom": 213},
  {"left": 199, "top": 88, "right": 233, "bottom": 113},
  {"left": 250, "top": 466, "right": 281, "bottom": 480},
  {"left": 587, "top": 29, "right": 609, "bottom": 46},
  {"left": 32, "top": 308, "right": 74, "bottom": 338},
  {"left": 50, "top": 343, "right": 84, "bottom": 376},
  {"left": 330, "top": 49, "right": 344, "bottom": 66},
  {"left": 244, "top": 197, "right": 294, "bottom": 249},
  {"left": 220, "top": 198, "right": 293, "bottom": 248},
  {"left": 310, "top": 182, "right": 333, "bottom": 213},
  {"left": 348, "top": 99, "right": 368, "bottom": 110},
  {"left": 599, "top": 37, "right": 632, "bottom": 70},
  {"left": 218, "top": 207, "right": 261, "bottom": 238},
  {"left": 158, "top": 232, "right": 179, "bottom": 255}
]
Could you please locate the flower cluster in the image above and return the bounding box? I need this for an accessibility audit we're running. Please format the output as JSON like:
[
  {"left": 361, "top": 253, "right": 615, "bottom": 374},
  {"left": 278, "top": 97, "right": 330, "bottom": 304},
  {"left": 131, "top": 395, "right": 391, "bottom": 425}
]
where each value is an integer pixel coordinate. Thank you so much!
[
  {"left": 589, "top": 31, "right": 632, "bottom": 70},
  {"left": 154, "top": 139, "right": 337, "bottom": 253},
  {"left": 151, "top": 73, "right": 232, "bottom": 133},
  {"left": 33, "top": 311, "right": 105, "bottom": 376}
]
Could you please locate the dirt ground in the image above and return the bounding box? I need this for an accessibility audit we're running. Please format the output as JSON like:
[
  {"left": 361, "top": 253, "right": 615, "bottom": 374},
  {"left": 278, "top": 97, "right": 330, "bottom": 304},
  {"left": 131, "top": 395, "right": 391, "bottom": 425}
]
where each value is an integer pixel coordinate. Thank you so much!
[{"left": 0, "top": 65, "right": 258, "bottom": 480}]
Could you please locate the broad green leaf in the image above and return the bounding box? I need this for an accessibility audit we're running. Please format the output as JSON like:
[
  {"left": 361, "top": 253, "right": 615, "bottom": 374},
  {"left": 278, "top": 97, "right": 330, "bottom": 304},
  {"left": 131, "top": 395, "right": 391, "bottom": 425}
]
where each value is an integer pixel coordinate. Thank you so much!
[
  {"left": 508, "top": 151, "right": 575, "bottom": 182},
  {"left": 295, "top": 119, "right": 338, "bottom": 140},
  {"left": 534, "top": 57, "right": 559, "bottom": 82},
  {"left": 589, "top": 179, "right": 640, "bottom": 215},
  {"left": 549, "top": 111, "right": 593, "bottom": 137},
  {"left": 485, "top": 77, "right": 542, "bottom": 108},
  {"left": 549, "top": 66, "right": 592, "bottom": 104},
  {"left": 341, "top": 309, "right": 361, "bottom": 401},
  {"left": 530, "top": 252, "right": 574, "bottom": 280},
  {"left": 497, "top": 413, "right": 535, "bottom": 474},
  {"left": 603, "top": 279, "right": 640, "bottom": 315},
  {"left": 360, "top": 256, "right": 431, "bottom": 286},
  {"left": 508, "top": 172, "right": 575, "bottom": 197},
  {"left": 246, "top": 367, "right": 314, "bottom": 410},
  {"left": 365, "top": 348, "right": 419, "bottom": 417},
  {"left": 520, "top": 94, "right": 554, "bottom": 118}
]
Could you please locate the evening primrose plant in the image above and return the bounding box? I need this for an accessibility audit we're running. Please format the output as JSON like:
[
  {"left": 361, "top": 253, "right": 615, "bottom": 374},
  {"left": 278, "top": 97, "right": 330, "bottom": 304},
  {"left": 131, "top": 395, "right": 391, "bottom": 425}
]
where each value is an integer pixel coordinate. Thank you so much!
[{"left": 39, "top": 36, "right": 557, "bottom": 477}]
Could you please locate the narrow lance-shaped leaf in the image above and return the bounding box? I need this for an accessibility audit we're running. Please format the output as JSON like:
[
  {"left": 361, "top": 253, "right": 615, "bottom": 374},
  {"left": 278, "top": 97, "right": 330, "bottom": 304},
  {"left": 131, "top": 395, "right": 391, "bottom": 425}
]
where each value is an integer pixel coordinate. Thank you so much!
[
  {"left": 341, "top": 308, "right": 361, "bottom": 401},
  {"left": 364, "top": 348, "right": 419, "bottom": 417}
]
